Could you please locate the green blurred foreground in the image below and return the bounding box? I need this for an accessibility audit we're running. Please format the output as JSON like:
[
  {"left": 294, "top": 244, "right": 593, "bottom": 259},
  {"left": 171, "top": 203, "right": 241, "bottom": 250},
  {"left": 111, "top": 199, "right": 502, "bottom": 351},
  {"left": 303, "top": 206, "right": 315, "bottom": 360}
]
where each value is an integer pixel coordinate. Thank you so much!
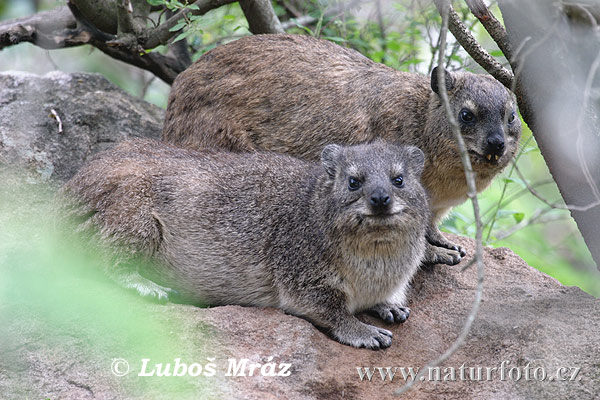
[{"left": 0, "top": 171, "right": 217, "bottom": 398}]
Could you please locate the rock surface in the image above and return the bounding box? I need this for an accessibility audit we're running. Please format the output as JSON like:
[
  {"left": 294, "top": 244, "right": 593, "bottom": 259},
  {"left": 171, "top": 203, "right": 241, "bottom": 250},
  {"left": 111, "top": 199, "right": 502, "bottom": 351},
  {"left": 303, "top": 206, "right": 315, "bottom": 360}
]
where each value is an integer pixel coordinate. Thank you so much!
[
  {"left": 0, "top": 71, "right": 163, "bottom": 182},
  {"left": 1, "top": 72, "right": 598, "bottom": 399}
]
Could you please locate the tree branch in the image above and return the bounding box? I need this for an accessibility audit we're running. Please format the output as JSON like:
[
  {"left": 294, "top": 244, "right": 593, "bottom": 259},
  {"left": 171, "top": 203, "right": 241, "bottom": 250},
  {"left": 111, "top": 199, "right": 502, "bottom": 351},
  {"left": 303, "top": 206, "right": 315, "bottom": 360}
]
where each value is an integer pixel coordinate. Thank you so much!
[
  {"left": 465, "top": 0, "right": 512, "bottom": 60},
  {"left": 239, "top": 0, "right": 284, "bottom": 34},
  {"left": 396, "top": 0, "right": 485, "bottom": 394},
  {"left": 0, "top": 6, "right": 78, "bottom": 50},
  {"left": 0, "top": 3, "right": 187, "bottom": 84},
  {"left": 68, "top": 1, "right": 187, "bottom": 83},
  {"left": 143, "top": 0, "right": 237, "bottom": 49},
  {"left": 117, "top": 0, "right": 137, "bottom": 34},
  {"left": 432, "top": 0, "right": 514, "bottom": 89},
  {"left": 69, "top": 0, "right": 118, "bottom": 34}
]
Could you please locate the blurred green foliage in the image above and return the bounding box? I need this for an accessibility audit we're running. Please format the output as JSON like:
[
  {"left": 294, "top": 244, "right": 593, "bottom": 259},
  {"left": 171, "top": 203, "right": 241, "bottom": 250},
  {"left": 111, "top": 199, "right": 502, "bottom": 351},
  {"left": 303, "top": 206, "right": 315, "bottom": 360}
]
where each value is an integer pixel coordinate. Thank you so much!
[
  {"left": 0, "top": 0, "right": 597, "bottom": 296},
  {"left": 0, "top": 170, "right": 217, "bottom": 396}
]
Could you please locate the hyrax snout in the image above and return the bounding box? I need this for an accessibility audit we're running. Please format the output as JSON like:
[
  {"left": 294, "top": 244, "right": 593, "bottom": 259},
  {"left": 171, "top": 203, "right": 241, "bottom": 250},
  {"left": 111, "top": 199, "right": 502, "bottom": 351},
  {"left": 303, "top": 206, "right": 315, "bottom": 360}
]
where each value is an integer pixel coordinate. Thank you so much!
[{"left": 62, "top": 139, "right": 429, "bottom": 349}]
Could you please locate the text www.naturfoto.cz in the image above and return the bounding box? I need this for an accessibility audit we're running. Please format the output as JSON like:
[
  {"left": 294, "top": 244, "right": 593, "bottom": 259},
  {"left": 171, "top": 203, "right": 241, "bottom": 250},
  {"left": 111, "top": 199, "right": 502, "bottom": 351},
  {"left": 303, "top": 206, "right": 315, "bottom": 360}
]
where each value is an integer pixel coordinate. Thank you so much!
[{"left": 357, "top": 361, "right": 581, "bottom": 382}]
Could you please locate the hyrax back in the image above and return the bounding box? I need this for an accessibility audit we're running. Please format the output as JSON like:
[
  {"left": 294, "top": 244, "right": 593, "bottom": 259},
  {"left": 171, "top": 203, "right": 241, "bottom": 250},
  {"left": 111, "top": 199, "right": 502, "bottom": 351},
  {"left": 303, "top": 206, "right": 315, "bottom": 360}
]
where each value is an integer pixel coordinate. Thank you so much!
[
  {"left": 163, "top": 34, "right": 522, "bottom": 265},
  {"left": 62, "top": 139, "right": 429, "bottom": 349}
]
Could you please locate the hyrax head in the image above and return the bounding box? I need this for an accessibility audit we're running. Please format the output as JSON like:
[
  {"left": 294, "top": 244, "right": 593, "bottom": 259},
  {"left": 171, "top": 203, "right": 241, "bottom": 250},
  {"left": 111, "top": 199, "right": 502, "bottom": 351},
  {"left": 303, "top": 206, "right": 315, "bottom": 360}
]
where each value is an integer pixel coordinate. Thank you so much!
[
  {"left": 431, "top": 67, "right": 522, "bottom": 171},
  {"left": 321, "top": 141, "right": 428, "bottom": 243}
]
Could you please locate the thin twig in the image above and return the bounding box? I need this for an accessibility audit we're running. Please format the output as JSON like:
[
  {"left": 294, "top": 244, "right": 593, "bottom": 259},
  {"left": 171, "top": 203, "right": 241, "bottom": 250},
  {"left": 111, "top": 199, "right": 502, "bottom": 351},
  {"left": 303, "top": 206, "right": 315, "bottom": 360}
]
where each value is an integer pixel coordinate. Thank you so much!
[
  {"left": 513, "top": 162, "right": 600, "bottom": 212},
  {"left": 493, "top": 209, "right": 570, "bottom": 241},
  {"left": 375, "top": 0, "right": 387, "bottom": 64},
  {"left": 575, "top": 48, "right": 600, "bottom": 201},
  {"left": 394, "top": 1, "right": 485, "bottom": 394},
  {"left": 433, "top": 0, "right": 513, "bottom": 89},
  {"left": 144, "top": 0, "right": 238, "bottom": 49},
  {"left": 465, "top": 0, "right": 512, "bottom": 59},
  {"left": 49, "top": 109, "right": 63, "bottom": 134},
  {"left": 117, "top": 0, "right": 137, "bottom": 34},
  {"left": 483, "top": 135, "right": 534, "bottom": 242}
]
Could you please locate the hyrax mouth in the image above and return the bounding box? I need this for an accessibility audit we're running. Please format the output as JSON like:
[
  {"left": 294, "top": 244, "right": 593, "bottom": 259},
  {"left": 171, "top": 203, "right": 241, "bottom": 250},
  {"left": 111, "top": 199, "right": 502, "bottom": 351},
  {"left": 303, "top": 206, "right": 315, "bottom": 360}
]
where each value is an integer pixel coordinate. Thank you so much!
[
  {"left": 469, "top": 150, "right": 502, "bottom": 165},
  {"left": 485, "top": 153, "right": 500, "bottom": 163}
]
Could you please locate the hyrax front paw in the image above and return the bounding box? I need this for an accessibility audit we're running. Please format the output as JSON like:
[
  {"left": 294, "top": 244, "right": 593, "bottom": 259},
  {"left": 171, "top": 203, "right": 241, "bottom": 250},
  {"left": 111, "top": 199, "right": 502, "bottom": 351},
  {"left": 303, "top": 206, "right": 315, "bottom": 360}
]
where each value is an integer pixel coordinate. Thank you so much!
[
  {"left": 332, "top": 321, "right": 393, "bottom": 350},
  {"left": 422, "top": 243, "right": 462, "bottom": 266},
  {"left": 368, "top": 303, "right": 410, "bottom": 324},
  {"left": 426, "top": 228, "right": 467, "bottom": 258}
]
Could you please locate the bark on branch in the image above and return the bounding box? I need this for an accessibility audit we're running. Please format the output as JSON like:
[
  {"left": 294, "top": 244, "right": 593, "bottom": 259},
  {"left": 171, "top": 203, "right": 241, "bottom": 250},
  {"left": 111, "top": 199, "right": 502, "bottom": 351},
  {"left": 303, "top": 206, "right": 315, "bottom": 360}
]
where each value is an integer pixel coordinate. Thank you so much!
[
  {"left": 0, "top": 6, "right": 78, "bottom": 50},
  {"left": 432, "top": 0, "right": 514, "bottom": 89},
  {"left": 465, "top": 0, "right": 512, "bottom": 60},
  {"left": 239, "top": 0, "right": 284, "bottom": 34},
  {"left": 0, "top": 4, "right": 187, "bottom": 84}
]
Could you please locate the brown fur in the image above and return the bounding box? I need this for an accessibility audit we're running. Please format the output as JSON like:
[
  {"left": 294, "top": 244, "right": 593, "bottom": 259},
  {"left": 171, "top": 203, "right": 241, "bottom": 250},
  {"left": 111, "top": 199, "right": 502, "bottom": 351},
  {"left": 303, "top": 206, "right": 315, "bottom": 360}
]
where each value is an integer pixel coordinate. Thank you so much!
[
  {"left": 61, "top": 139, "right": 429, "bottom": 349},
  {"left": 163, "top": 34, "right": 522, "bottom": 264}
]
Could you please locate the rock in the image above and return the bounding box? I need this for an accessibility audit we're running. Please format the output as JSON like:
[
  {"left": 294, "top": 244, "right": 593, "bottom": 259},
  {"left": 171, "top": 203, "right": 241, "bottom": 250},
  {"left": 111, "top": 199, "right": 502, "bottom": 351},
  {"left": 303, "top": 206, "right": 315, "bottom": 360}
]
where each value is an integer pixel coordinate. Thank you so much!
[
  {"left": 0, "top": 71, "right": 164, "bottom": 182},
  {"left": 3, "top": 232, "right": 598, "bottom": 399},
  {"left": 193, "top": 234, "right": 600, "bottom": 400},
  {"left": 1, "top": 71, "right": 598, "bottom": 399}
]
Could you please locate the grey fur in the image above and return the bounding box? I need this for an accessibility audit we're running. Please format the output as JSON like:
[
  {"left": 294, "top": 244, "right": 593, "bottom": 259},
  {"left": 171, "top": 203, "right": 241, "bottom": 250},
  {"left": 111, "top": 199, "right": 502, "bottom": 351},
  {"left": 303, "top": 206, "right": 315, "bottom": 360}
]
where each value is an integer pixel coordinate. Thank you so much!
[
  {"left": 162, "top": 34, "right": 522, "bottom": 265},
  {"left": 61, "top": 139, "right": 430, "bottom": 349}
]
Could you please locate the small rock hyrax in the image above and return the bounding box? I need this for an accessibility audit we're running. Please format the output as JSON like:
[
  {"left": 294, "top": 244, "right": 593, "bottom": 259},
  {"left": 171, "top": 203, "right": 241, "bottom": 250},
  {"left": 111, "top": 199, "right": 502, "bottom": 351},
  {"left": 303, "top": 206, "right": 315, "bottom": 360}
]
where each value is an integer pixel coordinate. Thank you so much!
[
  {"left": 62, "top": 139, "right": 429, "bottom": 349},
  {"left": 162, "top": 34, "right": 522, "bottom": 266}
]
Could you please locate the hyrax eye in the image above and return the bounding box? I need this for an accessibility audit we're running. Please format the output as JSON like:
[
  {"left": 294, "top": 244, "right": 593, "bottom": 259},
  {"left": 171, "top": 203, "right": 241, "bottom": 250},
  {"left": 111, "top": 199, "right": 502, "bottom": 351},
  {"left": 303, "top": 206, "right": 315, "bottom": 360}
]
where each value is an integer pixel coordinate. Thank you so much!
[
  {"left": 459, "top": 109, "right": 475, "bottom": 124},
  {"left": 392, "top": 175, "right": 404, "bottom": 188},
  {"left": 348, "top": 177, "right": 362, "bottom": 191},
  {"left": 508, "top": 112, "right": 516, "bottom": 124}
]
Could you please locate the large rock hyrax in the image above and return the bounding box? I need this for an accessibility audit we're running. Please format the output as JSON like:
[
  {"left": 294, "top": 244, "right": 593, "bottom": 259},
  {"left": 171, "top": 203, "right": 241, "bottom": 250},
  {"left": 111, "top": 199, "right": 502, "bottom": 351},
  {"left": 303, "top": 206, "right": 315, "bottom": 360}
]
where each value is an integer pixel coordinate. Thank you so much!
[
  {"left": 62, "top": 139, "right": 430, "bottom": 349},
  {"left": 162, "top": 34, "right": 522, "bottom": 266}
]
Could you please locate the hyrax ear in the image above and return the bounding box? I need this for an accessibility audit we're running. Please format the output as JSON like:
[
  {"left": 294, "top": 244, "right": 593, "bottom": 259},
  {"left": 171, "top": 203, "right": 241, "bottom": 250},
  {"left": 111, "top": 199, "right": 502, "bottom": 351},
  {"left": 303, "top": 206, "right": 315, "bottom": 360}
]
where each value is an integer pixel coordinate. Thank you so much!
[
  {"left": 405, "top": 146, "right": 425, "bottom": 177},
  {"left": 321, "top": 144, "right": 342, "bottom": 178},
  {"left": 431, "top": 66, "right": 455, "bottom": 95}
]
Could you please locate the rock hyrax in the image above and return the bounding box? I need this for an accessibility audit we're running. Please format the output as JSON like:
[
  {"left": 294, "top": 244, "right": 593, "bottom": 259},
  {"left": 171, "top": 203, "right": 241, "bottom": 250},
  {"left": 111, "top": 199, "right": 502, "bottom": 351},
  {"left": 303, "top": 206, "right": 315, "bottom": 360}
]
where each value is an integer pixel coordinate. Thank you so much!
[
  {"left": 62, "top": 139, "right": 429, "bottom": 349},
  {"left": 162, "top": 34, "right": 522, "bottom": 266}
]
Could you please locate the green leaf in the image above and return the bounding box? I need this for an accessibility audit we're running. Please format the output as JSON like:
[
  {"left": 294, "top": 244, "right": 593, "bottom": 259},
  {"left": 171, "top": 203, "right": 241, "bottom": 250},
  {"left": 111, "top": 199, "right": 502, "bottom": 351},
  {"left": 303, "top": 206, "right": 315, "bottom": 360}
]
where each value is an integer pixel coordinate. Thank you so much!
[
  {"left": 187, "top": 4, "right": 199, "bottom": 10},
  {"left": 169, "top": 21, "right": 187, "bottom": 32},
  {"left": 223, "top": 14, "right": 236, "bottom": 21},
  {"left": 400, "top": 58, "right": 422, "bottom": 66},
  {"left": 386, "top": 40, "right": 401, "bottom": 52},
  {"left": 146, "top": 0, "right": 165, "bottom": 6},
  {"left": 502, "top": 177, "right": 527, "bottom": 188},
  {"left": 297, "top": 24, "right": 313, "bottom": 35},
  {"left": 513, "top": 212, "right": 525, "bottom": 223},
  {"left": 172, "top": 30, "right": 190, "bottom": 43}
]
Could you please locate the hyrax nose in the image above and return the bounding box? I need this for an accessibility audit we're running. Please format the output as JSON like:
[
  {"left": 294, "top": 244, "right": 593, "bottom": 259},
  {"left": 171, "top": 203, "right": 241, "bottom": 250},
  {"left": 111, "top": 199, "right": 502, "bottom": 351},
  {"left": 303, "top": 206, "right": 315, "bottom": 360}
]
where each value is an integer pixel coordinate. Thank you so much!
[
  {"left": 369, "top": 188, "right": 392, "bottom": 214},
  {"left": 485, "top": 135, "right": 505, "bottom": 160}
]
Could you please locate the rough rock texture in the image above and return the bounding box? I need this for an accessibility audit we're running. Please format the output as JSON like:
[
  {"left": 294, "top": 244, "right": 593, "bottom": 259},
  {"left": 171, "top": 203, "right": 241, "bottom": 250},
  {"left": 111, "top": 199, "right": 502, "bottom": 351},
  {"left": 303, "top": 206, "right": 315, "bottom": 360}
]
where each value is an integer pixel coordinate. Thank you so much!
[
  {"left": 197, "top": 234, "right": 600, "bottom": 400},
  {"left": 0, "top": 71, "right": 164, "bottom": 182},
  {"left": 3, "top": 235, "right": 598, "bottom": 400},
  {"left": 1, "top": 72, "right": 598, "bottom": 399}
]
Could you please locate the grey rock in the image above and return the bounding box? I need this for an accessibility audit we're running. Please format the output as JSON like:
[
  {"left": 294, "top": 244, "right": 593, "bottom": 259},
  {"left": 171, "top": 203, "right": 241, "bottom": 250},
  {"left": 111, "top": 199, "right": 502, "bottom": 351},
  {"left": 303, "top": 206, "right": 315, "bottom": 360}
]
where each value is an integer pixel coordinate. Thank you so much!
[{"left": 0, "top": 71, "right": 164, "bottom": 182}]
